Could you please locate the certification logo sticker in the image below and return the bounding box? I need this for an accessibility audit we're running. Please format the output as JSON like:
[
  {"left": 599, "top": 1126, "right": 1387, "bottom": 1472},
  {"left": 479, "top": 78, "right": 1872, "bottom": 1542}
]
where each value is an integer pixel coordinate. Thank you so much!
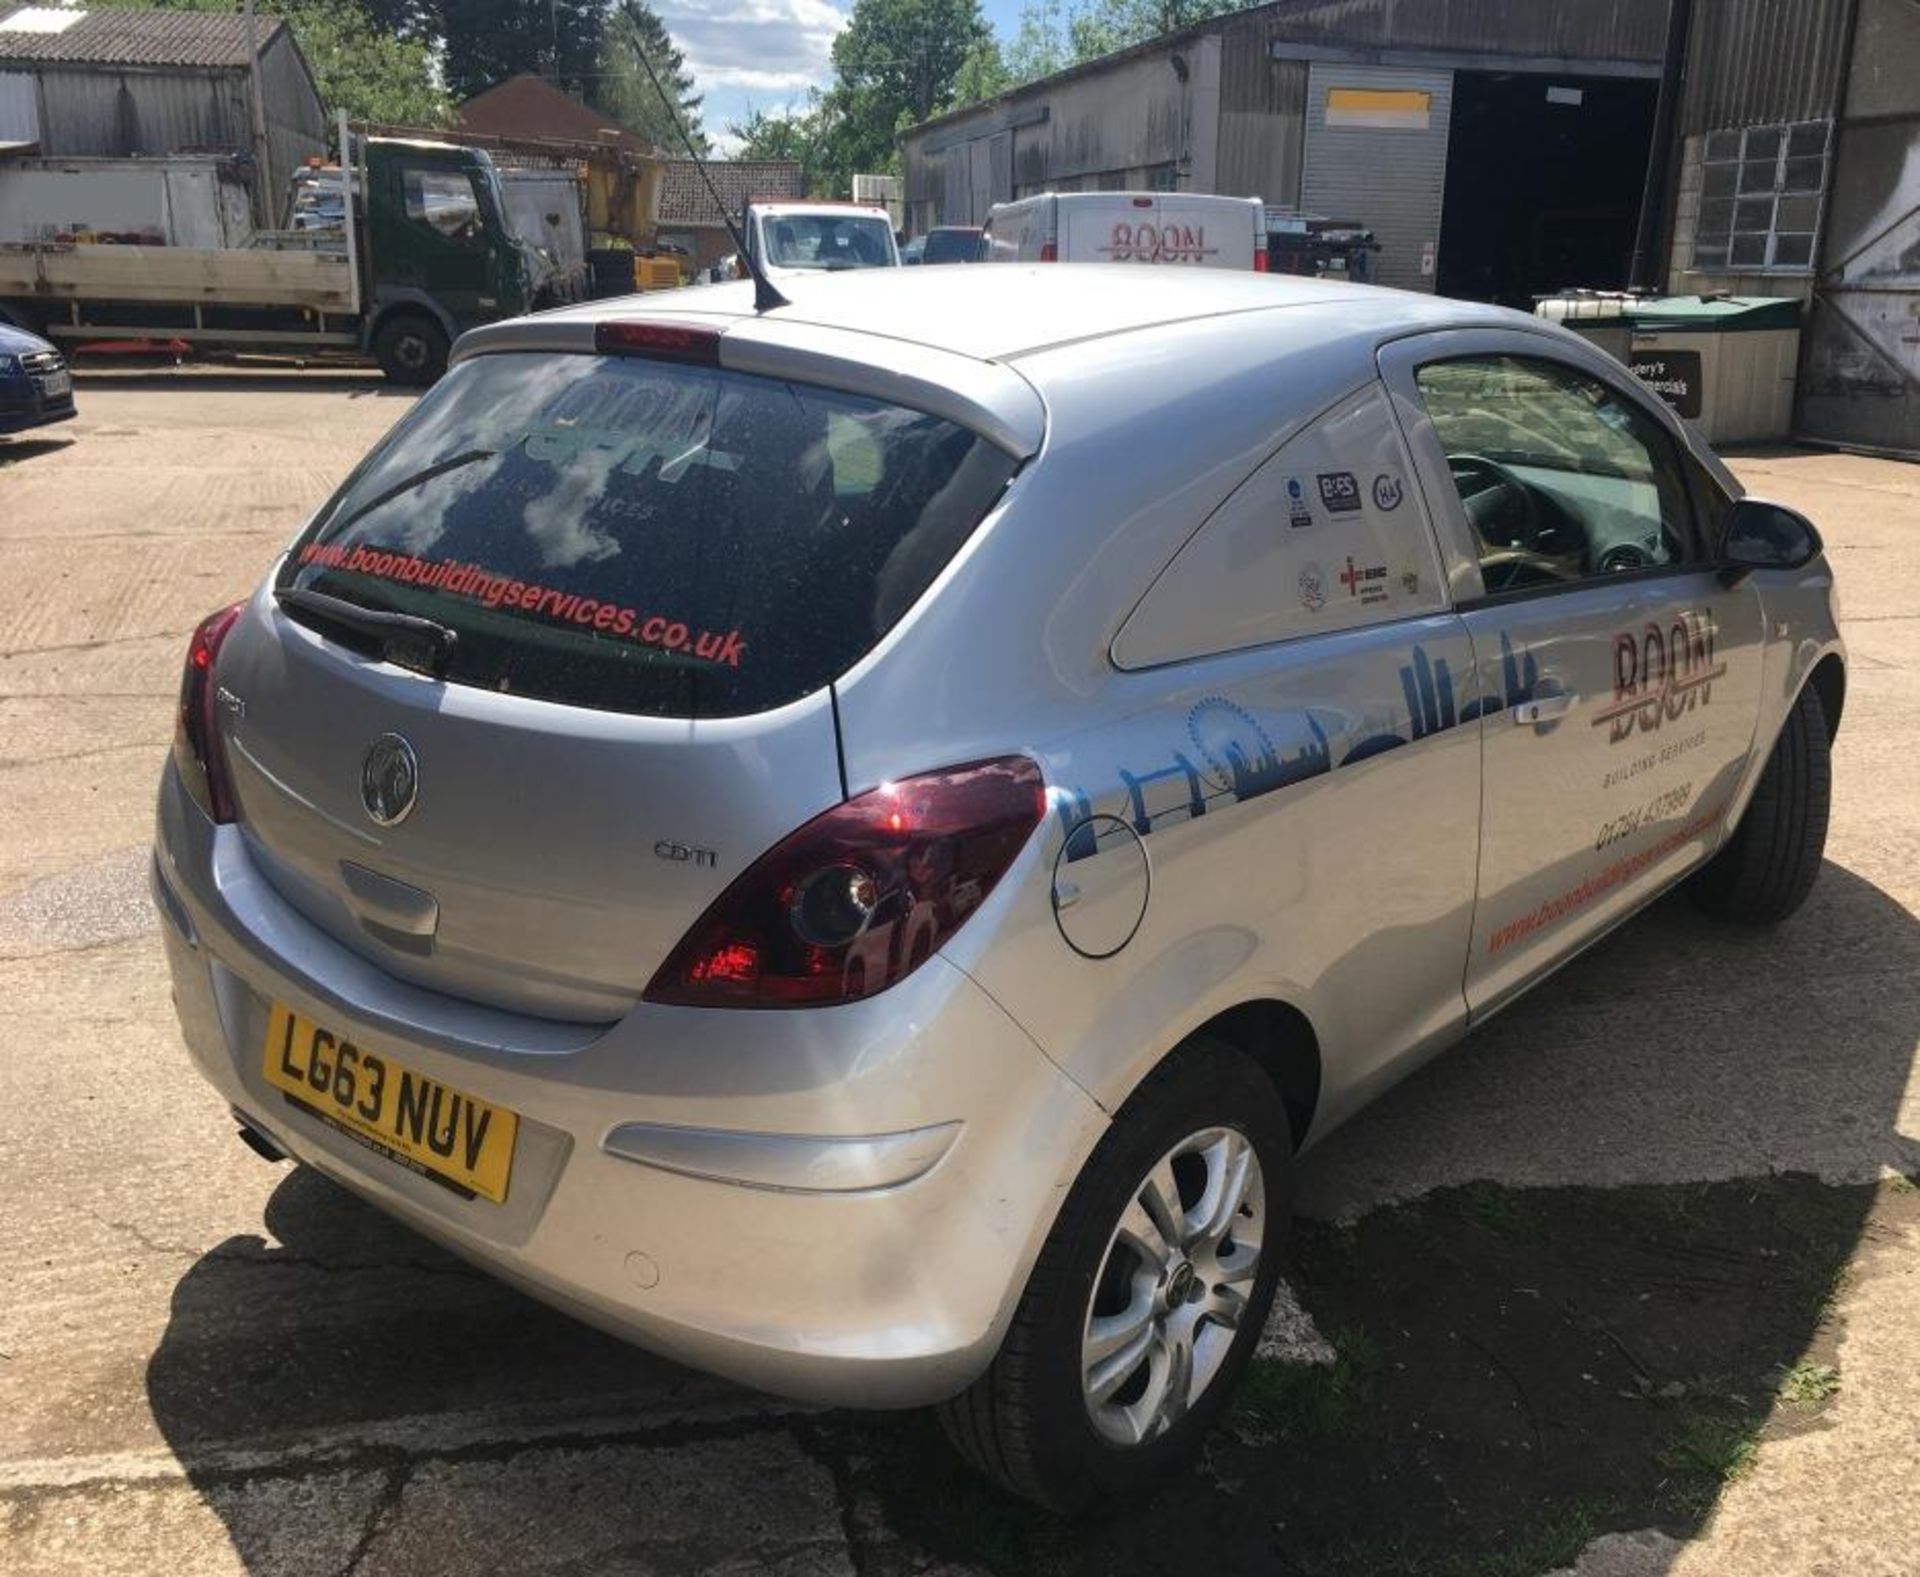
[
  {"left": 1316, "top": 471, "right": 1362, "bottom": 514},
  {"left": 1298, "top": 562, "right": 1328, "bottom": 612},
  {"left": 1372, "top": 472, "right": 1405, "bottom": 512},
  {"left": 1285, "top": 477, "right": 1315, "bottom": 529},
  {"left": 1339, "top": 556, "right": 1392, "bottom": 607}
]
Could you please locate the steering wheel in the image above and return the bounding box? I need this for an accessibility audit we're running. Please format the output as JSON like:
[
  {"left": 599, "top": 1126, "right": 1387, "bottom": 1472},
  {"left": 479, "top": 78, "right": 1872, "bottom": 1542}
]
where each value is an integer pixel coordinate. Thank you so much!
[{"left": 1448, "top": 453, "right": 1582, "bottom": 593}]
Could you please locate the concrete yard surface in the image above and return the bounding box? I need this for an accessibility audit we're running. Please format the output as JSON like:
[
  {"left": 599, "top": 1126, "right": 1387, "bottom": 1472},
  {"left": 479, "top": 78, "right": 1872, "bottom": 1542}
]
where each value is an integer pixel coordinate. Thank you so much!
[{"left": 0, "top": 372, "right": 1915, "bottom": 1575}]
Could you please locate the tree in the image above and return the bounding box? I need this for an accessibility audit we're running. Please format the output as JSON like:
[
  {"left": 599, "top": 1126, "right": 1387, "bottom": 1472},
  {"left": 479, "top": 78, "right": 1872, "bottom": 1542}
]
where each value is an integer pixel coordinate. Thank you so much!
[
  {"left": 436, "top": 0, "right": 611, "bottom": 103},
  {"left": 281, "top": 0, "right": 450, "bottom": 124},
  {"left": 1066, "top": 0, "right": 1245, "bottom": 64},
  {"left": 727, "top": 101, "right": 834, "bottom": 195},
  {"left": 1005, "top": 0, "right": 1069, "bottom": 85},
  {"left": 89, "top": 0, "right": 447, "bottom": 125},
  {"left": 950, "top": 37, "right": 1010, "bottom": 106},
  {"left": 591, "top": 0, "right": 707, "bottom": 155},
  {"left": 826, "top": 0, "right": 992, "bottom": 174}
]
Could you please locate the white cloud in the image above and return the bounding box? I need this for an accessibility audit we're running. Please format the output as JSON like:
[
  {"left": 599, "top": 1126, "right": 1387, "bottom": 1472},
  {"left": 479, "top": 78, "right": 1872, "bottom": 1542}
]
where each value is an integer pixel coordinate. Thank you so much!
[{"left": 659, "top": 0, "right": 848, "bottom": 147}]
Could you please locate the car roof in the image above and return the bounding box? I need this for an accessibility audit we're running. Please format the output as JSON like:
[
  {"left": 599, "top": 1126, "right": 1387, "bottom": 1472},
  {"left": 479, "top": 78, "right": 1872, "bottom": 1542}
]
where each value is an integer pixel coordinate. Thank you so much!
[
  {"left": 753, "top": 202, "right": 891, "bottom": 218},
  {"left": 516, "top": 265, "right": 1527, "bottom": 366}
]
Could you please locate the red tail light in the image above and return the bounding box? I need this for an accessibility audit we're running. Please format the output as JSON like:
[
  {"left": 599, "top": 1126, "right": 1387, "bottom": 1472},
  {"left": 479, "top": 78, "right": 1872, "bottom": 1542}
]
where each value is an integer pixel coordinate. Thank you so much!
[
  {"left": 1253, "top": 247, "right": 1269, "bottom": 272},
  {"left": 644, "top": 756, "right": 1045, "bottom": 1009},
  {"left": 173, "top": 601, "right": 246, "bottom": 823},
  {"left": 1039, "top": 242, "right": 1057, "bottom": 262}
]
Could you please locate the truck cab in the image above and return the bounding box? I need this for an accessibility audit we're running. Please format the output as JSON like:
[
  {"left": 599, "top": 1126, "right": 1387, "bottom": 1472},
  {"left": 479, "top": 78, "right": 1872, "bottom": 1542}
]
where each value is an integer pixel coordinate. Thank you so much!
[
  {"left": 361, "top": 139, "right": 531, "bottom": 383},
  {"left": 742, "top": 201, "right": 900, "bottom": 274}
]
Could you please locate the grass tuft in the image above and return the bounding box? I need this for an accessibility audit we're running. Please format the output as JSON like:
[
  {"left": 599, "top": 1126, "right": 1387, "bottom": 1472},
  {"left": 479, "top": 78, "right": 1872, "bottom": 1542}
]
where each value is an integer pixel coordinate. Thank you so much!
[
  {"left": 1774, "top": 1359, "right": 1841, "bottom": 1406},
  {"left": 1228, "top": 1326, "right": 1381, "bottom": 1443}
]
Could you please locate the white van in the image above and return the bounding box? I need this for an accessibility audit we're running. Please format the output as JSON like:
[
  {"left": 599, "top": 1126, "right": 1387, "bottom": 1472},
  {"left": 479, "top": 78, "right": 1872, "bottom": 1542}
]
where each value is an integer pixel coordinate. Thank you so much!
[{"left": 982, "top": 192, "right": 1266, "bottom": 271}]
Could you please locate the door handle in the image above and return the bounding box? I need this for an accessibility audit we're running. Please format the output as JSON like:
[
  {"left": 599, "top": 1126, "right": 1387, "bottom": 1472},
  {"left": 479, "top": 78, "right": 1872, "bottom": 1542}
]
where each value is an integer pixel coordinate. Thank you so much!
[{"left": 1512, "top": 692, "right": 1577, "bottom": 726}]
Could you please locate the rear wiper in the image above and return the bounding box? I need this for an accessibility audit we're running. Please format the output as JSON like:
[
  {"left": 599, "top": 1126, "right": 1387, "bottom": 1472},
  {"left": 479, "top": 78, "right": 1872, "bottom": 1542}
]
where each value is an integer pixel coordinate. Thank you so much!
[
  {"left": 276, "top": 586, "right": 458, "bottom": 677},
  {"left": 329, "top": 448, "right": 497, "bottom": 536}
]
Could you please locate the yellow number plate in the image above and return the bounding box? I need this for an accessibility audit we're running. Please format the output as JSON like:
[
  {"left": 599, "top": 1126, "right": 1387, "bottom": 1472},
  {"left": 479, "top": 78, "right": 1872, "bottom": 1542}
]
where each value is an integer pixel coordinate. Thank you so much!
[{"left": 262, "top": 1003, "right": 518, "bottom": 1203}]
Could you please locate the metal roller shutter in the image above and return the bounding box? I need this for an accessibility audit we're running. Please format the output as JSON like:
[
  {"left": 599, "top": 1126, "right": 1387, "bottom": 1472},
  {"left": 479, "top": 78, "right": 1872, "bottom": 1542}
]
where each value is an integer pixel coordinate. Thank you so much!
[{"left": 1302, "top": 63, "right": 1453, "bottom": 293}]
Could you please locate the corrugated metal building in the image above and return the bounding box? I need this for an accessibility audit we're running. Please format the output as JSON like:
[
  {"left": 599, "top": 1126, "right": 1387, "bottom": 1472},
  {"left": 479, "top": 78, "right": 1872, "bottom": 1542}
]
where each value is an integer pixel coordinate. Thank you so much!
[
  {"left": 903, "top": 0, "right": 1918, "bottom": 453},
  {"left": 0, "top": 5, "right": 328, "bottom": 226},
  {"left": 1669, "top": 0, "right": 1918, "bottom": 454},
  {"left": 906, "top": 0, "right": 1673, "bottom": 297}
]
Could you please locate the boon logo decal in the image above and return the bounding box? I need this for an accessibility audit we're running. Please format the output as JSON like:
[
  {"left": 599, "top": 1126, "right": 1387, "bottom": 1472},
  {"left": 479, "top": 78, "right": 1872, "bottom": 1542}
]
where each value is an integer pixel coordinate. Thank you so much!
[
  {"left": 1099, "top": 221, "right": 1218, "bottom": 264},
  {"left": 1593, "top": 611, "right": 1725, "bottom": 744}
]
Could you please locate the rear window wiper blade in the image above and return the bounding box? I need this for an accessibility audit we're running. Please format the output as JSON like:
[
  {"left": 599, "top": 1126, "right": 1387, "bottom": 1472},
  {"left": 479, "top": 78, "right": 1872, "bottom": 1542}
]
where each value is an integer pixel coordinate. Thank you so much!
[
  {"left": 276, "top": 585, "right": 458, "bottom": 677},
  {"left": 327, "top": 447, "right": 498, "bottom": 537}
]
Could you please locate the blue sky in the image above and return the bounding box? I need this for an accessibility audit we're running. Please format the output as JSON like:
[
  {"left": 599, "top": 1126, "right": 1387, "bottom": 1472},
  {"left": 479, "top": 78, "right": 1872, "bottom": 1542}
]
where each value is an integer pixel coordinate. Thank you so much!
[{"left": 672, "top": 0, "right": 1032, "bottom": 152}]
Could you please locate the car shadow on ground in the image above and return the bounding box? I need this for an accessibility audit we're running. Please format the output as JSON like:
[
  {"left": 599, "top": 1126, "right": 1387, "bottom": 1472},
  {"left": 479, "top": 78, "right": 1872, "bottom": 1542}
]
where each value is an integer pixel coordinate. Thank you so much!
[
  {"left": 0, "top": 434, "right": 77, "bottom": 465},
  {"left": 146, "top": 861, "right": 1919, "bottom": 1576}
]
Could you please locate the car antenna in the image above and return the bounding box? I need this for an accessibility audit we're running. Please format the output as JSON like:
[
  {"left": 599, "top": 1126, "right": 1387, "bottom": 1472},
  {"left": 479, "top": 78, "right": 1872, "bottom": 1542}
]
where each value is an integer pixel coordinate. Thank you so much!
[{"left": 628, "top": 15, "right": 788, "bottom": 314}]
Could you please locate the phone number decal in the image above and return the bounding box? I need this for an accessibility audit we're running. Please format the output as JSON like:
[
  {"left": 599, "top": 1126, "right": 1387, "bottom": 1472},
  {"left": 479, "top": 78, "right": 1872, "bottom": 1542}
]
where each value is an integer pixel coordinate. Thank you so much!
[{"left": 1595, "top": 781, "right": 1694, "bottom": 852}]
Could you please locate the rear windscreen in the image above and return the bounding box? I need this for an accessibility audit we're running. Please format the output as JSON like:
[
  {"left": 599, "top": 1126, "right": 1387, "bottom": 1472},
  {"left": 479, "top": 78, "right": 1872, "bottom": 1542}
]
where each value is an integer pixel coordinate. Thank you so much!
[
  {"left": 276, "top": 351, "right": 1018, "bottom": 718},
  {"left": 925, "top": 230, "right": 981, "bottom": 263}
]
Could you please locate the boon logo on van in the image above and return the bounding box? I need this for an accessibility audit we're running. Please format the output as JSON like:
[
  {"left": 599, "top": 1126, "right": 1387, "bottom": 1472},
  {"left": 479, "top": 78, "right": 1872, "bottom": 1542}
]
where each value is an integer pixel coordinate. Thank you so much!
[
  {"left": 1593, "top": 611, "right": 1726, "bottom": 744},
  {"left": 1100, "top": 222, "right": 1217, "bottom": 264}
]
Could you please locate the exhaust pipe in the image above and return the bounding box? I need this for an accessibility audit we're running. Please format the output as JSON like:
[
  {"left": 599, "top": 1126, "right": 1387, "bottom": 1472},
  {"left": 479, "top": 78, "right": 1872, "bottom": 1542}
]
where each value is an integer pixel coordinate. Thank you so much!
[{"left": 234, "top": 1114, "right": 288, "bottom": 1163}]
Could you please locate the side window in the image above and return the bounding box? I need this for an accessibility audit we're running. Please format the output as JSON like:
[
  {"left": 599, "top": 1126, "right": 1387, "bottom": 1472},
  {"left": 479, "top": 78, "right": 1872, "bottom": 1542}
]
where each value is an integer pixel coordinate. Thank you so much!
[
  {"left": 1413, "top": 355, "right": 1700, "bottom": 597},
  {"left": 1113, "top": 383, "right": 1448, "bottom": 668},
  {"left": 403, "top": 168, "right": 482, "bottom": 243}
]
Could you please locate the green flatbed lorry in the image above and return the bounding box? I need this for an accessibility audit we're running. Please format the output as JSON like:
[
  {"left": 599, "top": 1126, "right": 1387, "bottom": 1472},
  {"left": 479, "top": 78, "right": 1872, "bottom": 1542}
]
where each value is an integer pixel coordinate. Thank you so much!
[{"left": 0, "top": 135, "right": 530, "bottom": 385}]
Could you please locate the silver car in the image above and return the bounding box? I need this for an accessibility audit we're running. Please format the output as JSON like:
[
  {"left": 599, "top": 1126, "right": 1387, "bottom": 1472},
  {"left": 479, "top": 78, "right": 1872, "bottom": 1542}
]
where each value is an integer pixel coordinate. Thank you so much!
[{"left": 153, "top": 267, "right": 1844, "bottom": 1508}]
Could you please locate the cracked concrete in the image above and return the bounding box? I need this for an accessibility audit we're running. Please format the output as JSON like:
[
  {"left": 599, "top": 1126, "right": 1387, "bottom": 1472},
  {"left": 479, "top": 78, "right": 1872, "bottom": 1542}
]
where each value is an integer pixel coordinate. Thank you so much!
[{"left": 0, "top": 373, "right": 1914, "bottom": 1575}]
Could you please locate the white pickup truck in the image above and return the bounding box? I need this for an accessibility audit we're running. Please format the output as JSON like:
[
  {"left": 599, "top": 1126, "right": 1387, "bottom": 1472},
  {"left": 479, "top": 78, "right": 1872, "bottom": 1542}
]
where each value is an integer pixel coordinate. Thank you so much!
[{"left": 740, "top": 201, "right": 900, "bottom": 275}]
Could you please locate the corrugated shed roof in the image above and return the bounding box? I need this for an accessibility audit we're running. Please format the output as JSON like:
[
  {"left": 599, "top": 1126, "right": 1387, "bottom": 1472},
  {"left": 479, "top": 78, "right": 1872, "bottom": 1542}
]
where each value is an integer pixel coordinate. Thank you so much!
[
  {"left": 658, "top": 158, "right": 804, "bottom": 227},
  {"left": 0, "top": 5, "right": 284, "bottom": 67}
]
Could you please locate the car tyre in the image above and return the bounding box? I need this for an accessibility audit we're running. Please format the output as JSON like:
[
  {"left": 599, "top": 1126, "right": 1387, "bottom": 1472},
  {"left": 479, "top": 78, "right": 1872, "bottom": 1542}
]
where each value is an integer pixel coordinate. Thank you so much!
[
  {"left": 1690, "top": 681, "right": 1831, "bottom": 924},
  {"left": 937, "top": 1037, "right": 1291, "bottom": 1510},
  {"left": 373, "top": 313, "right": 449, "bottom": 387}
]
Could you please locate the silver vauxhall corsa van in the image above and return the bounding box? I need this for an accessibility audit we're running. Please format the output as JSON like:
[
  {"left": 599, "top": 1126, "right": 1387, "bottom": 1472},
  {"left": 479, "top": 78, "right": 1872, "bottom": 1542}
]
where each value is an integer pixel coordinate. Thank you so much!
[{"left": 152, "top": 267, "right": 1843, "bottom": 1507}]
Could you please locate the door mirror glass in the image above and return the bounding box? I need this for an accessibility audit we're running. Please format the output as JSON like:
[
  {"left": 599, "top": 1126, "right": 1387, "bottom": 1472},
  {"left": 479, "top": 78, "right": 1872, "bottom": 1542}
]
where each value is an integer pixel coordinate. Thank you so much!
[{"left": 1720, "top": 498, "right": 1822, "bottom": 570}]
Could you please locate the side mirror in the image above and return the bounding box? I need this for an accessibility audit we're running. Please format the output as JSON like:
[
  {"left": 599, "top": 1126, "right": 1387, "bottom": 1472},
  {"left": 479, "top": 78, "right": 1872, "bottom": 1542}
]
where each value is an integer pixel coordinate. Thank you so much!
[{"left": 1718, "top": 497, "right": 1822, "bottom": 587}]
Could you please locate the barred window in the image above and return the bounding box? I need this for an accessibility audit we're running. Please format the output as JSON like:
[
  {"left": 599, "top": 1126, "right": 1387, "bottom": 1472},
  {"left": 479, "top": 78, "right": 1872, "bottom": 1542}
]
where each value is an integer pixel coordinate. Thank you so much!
[{"left": 1692, "top": 121, "right": 1829, "bottom": 272}]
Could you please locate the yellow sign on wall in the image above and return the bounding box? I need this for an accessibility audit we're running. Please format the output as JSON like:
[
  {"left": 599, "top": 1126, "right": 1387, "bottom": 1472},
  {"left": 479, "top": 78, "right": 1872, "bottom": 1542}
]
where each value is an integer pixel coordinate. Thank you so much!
[{"left": 1325, "top": 88, "right": 1433, "bottom": 131}]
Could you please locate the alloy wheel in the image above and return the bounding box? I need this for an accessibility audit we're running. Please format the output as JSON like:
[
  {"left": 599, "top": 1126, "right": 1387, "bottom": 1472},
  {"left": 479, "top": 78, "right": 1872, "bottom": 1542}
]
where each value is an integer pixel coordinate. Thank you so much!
[{"left": 1080, "top": 1125, "right": 1265, "bottom": 1446}]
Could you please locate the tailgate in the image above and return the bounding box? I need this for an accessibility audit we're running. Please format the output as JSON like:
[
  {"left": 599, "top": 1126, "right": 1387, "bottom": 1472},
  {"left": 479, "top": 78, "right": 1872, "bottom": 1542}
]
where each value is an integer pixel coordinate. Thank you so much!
[
  {"left": 219, "top": 601, "right": 842, "bottom": 1022},
  {"left": 214, "top": 342, "right": 1021, "bottom": 1021}
]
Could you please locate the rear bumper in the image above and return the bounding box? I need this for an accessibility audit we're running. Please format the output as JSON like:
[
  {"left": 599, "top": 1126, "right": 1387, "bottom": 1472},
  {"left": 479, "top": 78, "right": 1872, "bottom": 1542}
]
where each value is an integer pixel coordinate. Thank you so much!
[{"left": 151, "top": 765, "right": 1105, "bottom": 1408}]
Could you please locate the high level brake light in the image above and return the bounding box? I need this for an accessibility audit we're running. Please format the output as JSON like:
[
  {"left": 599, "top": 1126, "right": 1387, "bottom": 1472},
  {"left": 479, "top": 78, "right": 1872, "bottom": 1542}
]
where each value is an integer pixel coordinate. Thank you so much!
[
  {"left": 173, "top": 601, "right": 246, "bottom": 823},
  {"left": 644, "top": 756, "right": 1045, "bottom": 1008},
  {"left": 593, "top": 320, "right": 721, "bottom": 364}
]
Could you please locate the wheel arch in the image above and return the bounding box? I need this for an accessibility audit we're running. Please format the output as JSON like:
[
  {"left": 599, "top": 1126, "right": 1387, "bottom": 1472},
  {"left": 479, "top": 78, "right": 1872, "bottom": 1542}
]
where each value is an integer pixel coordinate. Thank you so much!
[
  {"left": 1808, "top": 651, "right": 1845, "bottom": 741},
  {"left": 1181, "top": 998, "right": 1322, "bottom": 1152},
  {"left": 360, "top": 290, "right": 458, "bottom": 354}
]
